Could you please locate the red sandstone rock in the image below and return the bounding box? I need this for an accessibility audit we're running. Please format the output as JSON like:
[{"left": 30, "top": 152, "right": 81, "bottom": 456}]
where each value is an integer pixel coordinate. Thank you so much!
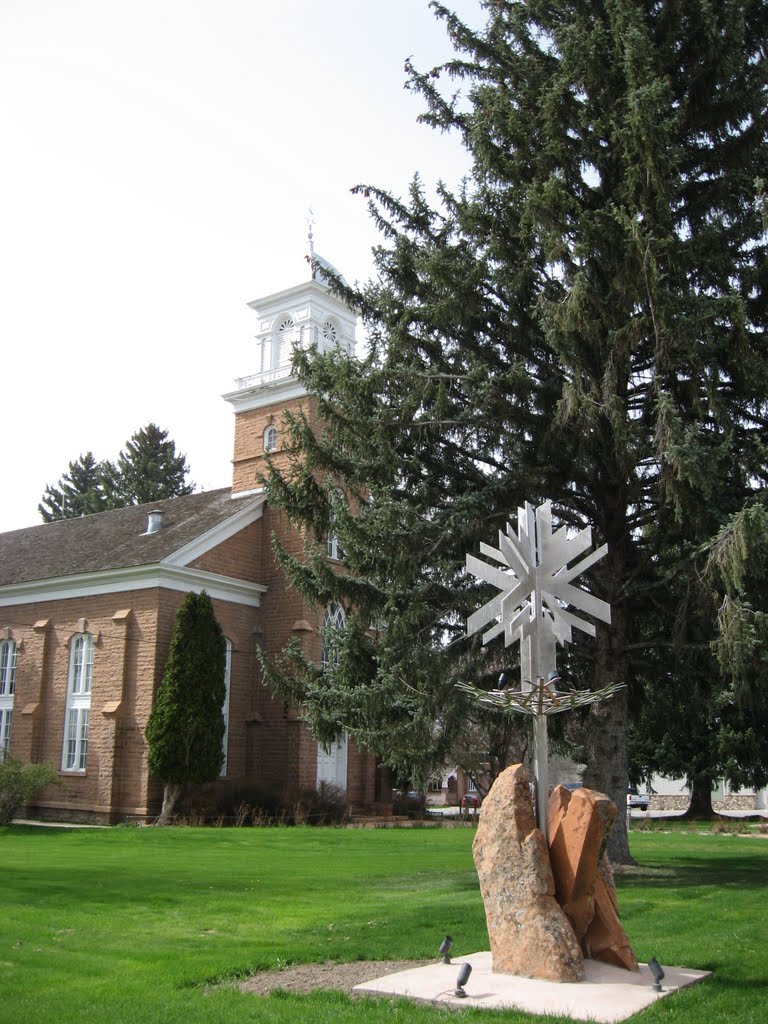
[
  {"left": 548, "top": 784, "right": 639, "bottom": 973},
  {"left": 586, "top": 857, "right": 640, "bottom": 971},
  {"left": 473, "top": 764, "right": 584, "bottom": 982},
  {"left": 548, "top": 785, "right": 614, "bottom": 942}
]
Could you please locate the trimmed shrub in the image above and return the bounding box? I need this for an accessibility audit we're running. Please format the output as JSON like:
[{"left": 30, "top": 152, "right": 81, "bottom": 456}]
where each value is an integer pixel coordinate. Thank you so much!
[{"left": 0, "top": 758, "right": 59, "bottom": 825}]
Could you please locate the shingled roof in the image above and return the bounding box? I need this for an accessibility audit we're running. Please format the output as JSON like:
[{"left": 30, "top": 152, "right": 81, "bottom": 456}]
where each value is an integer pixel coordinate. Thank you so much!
[{"left": 0, "top": 488, "right": 262, "bottom": 587}]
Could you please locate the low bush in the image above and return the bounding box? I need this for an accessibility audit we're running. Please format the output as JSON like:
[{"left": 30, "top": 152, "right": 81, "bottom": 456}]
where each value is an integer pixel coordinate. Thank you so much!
[
  {"left": 175, "top": 777, "right": 348, "bottom": 826},
  {"left": 0, "top": 758, "right": 59, "bottom": 825},
  {"left": 392, "top": 790, "right": 426, "bottom": 818}
]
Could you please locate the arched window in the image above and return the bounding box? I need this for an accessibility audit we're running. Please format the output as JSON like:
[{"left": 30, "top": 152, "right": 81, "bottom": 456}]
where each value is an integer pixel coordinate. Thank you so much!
[
  {"left": 220, "top": 639, "right": 232, "bottom": 777},
  {"left": 0, "top": 639, "right": 16, "bottom": 760},
  {"left": 62, "top": 633, "right": 93, "bottom": 771},
  {"left": 263, "top": 424, "right": 278, "bottom": 453},
  {"left": 321, "top": 603, "right": 345, "bottom": 667}
]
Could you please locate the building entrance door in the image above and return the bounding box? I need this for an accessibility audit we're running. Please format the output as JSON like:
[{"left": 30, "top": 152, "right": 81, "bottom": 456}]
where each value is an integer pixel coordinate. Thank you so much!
[{"left": 316, "top": 734, "right": 347, "bottom": 791}]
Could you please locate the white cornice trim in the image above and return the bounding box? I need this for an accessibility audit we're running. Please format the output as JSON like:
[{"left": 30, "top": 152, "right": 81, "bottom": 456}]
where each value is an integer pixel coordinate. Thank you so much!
[
  {"left": 245, "top": 278, "right": 353, "bottom": 314},
  {"left": 0, "top": 564, "right": 267, "bottom": 609},
  {"left": 166, "top": 493, "right": 266, "bottom": 567},
  {"left": 222, "top": 378, "right": 309, "bottom": 413}
]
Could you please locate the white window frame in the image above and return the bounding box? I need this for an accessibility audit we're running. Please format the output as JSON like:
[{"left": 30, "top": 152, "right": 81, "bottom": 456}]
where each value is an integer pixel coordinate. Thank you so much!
[
  {"left": 0, "top": 639, "right": 16, "bottom": 760},
  {"left": 326, "top": 523, "right": 345, "bottom": 561},
  {"left": 62, "top": 633, "right": 93, "bottom": 772},
  {"left": 220, "top": 639, "right": 232, "bottom": 777},
  {"left": 321, "top": 603, "right": 345, "bottom": 667},
  {"left": 263, "top": 424, "right": 278, "bottom": 453},
  {"left": 318, "top": 607, "right": 347, "bottom": 792}
]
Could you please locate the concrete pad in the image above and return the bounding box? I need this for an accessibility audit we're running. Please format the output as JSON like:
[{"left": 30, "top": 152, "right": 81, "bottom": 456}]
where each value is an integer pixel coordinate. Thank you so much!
[{"left": 353, "top": 952, "right": 711, "bottom": 1022}]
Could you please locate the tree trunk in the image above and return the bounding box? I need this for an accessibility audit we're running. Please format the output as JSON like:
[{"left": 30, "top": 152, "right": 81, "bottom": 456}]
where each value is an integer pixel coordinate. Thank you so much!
[
  {"left": 582, "top": 540, "right": 636, "bottom": 865},
  {"left": 582, "top": 685, "right": 635, "bottom": 864},
  {"left": 156, "top": 782, "right": 183, "bottom": 825},
  {"left": 683, "top": 774, "right": 715, "bottom": 819}
]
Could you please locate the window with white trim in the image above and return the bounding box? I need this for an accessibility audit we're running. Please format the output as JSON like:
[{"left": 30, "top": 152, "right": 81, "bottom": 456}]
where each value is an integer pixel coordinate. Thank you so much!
[
  {"left": 326, "top": 513, "right": 345, "bottom": 561},
  {"left": 263, "top": 424, "right": 278, "bottom": 453},
  {"left": 62, "top": 633, "right": 93, "bottom": 771},
  {"left": 220, "top": 639, "right": 232, "bottom": 777},
  {"left": 321, "top": 604, "right": 345, "bottom": 667},
  {"left": 317, "top": 607, "right": 348, "bottom": 791},
  {"left": 0, "top": 639, "right": 16, "bottom": 760}
]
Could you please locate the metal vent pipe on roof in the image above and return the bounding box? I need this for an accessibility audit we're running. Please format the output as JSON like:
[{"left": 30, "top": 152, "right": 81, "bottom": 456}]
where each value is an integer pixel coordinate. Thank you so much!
[{"left": 146, "top": 509, "right": 165, "bottom": 534}]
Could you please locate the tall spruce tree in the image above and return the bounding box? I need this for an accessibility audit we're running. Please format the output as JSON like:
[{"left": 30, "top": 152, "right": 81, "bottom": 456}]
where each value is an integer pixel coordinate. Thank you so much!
[
  {"left": 39, "top": 452, "right": 118, "bottom": 522},
  {"left": 145, "top": 591, "right": 227, "bottom": 823},
  {"left": 631, "top": 495, "right": 768, "bottom": 816},
  {"left": 115, "top": 423, "right": 194, "bottom": 506},
  {"left": 260, "top": 0, "right": 768, "bottom": 860},
  {"left": 38, "top": 424, "right": 193, "bottom": 521}
]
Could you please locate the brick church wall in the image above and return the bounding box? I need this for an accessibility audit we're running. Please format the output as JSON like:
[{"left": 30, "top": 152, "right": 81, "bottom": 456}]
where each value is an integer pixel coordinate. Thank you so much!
[
  {"left": 188, "top": 520, "right": 264, "bottom": 582},
  {"left": 5, "top": 591, "right": 163, "bottom": 822},
  {"left": 3, "top": 581, "right": 267, "bottom": 823},
  {"left": 231, "top": 396, "right": 318, "bottom": 495}
]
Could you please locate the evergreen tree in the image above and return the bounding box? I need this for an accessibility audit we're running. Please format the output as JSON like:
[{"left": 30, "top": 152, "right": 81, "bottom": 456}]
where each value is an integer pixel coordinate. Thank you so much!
[
  {"left": 38, "top": 424, "right": 193, "bottom": 521},
  {"left": 145, "top": 591, "right": 226, "bottom": 823},
  {"left": 38, "top": 452, "right": 118, "bottom": 522},
  {"left": 260, "top": 1, "right": 768, "bottom": 860},
  {"left": 630, "top": 497, "right": 768, "bottom": 816},
  {"left": 115, "top": 423, "right": 194, "bottom": 506},
  {"left": 706, "top": 500, "right": 768, "bottom": 791}
]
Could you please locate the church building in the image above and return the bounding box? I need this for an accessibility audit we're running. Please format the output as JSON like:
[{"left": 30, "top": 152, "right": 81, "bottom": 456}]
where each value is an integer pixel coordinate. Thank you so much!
[{"left": 0, "top": 264, "right": 385, "bottom": 823}]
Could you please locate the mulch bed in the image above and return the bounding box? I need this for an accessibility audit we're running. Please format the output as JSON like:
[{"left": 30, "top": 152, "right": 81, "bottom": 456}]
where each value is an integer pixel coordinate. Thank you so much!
[{"left": 240, "top": 959, "right": 431, "bottom": 996}]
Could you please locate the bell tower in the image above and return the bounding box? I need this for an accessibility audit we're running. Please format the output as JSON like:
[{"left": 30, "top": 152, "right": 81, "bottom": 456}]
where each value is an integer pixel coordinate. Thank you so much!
[{"left": 223, "top": 255, "right": 356, "bottom": 496}]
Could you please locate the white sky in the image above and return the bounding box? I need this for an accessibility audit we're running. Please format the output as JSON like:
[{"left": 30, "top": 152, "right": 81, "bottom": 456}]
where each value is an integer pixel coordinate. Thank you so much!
[{"left": 0, "top": 0, "right": 480, "bottom": 533}]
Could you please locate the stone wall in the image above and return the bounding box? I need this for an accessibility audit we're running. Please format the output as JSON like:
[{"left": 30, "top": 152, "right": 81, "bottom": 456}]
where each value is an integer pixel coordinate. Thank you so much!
[{"left": 645, "top": 794, "right": 757, "bottom": 811}]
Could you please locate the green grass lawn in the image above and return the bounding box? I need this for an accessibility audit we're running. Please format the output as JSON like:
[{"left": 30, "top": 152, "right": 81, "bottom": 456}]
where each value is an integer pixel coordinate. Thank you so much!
[{"left": 1, "top": 824, "right": 766, "bottom": 1024}]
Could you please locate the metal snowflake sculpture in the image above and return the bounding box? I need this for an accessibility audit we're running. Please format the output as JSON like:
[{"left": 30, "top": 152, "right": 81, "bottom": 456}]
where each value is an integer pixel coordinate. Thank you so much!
[
  {"left": 466, "top": 500, "right": 611, "bottom": 682},
  {"left": 460, "top": 500, "right": 623, "bottom": 838}
]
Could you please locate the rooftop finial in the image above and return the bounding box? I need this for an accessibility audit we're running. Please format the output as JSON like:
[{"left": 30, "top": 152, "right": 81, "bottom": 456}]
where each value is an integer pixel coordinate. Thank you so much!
[{"left": 306, "top": 207, "right": 316, "bottom": 278}]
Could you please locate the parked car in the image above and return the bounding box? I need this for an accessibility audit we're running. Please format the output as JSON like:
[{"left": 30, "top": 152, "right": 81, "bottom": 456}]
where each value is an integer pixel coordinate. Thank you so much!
[
  {"left": 627, "top": 786, "right": 650, "bottom": 811},
  {"left": 460, "top": 792, "right": 480, "bottom": 809}
]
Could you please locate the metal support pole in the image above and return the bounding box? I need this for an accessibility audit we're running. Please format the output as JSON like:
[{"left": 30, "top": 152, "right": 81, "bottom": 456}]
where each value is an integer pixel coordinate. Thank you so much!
[{"left": 533, "top": 708, "right": 549, "bottom": 841}]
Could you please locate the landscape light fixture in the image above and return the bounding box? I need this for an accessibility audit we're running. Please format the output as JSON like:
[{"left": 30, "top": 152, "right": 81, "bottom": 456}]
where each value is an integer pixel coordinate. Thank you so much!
[
  {"left": 648, "top": 957, "right": 665, "bottom": 993},
  {"left": 454, "top": 962, "right": 472, "bottom": 998},
  {"left": 438, "top": 935, "right": 453, "bottom": 963}
]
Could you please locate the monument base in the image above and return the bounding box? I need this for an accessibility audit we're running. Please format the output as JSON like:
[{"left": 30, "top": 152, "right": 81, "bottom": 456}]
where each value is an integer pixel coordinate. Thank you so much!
[{"left": 353, "top": 953, "right": 710, "bottom": 1023}]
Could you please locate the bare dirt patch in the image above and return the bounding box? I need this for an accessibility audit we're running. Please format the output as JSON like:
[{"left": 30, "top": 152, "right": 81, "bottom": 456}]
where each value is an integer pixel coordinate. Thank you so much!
[{"left": 240, "top": 959, "right": 431, "bottom": 996}]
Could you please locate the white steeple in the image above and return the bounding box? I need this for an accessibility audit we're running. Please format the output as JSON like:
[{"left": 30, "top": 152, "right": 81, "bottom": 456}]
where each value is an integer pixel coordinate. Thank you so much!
[{"left": 222, "top": 247, "right": 356, "bottom": 416}]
